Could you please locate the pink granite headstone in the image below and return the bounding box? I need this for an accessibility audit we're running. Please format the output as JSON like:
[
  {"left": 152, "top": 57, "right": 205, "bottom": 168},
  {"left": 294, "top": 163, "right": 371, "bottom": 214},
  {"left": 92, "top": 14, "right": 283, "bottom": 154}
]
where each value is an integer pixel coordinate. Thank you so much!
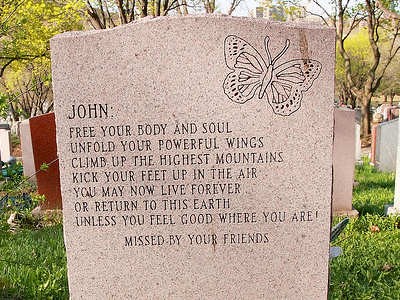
[
  {"left": 51, "top": 16, "right": 335, "bottom": 299},
  {"left": 332, "top": 107, "right": 358, "bottom": 216}
]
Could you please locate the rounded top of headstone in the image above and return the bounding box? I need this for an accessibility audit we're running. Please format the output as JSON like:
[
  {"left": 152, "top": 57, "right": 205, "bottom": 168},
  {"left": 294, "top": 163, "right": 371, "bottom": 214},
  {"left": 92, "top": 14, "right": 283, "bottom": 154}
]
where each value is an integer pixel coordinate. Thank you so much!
[{"left": 50, "top": 15, "right": 333, "bottom": 42}]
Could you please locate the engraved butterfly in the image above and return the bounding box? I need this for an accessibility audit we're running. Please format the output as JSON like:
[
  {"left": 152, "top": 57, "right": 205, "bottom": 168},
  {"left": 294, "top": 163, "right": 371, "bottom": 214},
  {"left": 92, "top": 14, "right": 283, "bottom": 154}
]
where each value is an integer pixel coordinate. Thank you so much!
[{"left": 223, "top": 35, "right": 322, "bottom": 116}]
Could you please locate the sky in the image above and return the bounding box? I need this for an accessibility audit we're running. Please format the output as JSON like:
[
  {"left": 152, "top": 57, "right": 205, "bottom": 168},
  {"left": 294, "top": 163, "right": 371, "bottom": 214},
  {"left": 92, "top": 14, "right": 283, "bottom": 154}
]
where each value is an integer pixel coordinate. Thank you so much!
[{"left": 218, "top": 0, "right": 336, "bottom": 17}]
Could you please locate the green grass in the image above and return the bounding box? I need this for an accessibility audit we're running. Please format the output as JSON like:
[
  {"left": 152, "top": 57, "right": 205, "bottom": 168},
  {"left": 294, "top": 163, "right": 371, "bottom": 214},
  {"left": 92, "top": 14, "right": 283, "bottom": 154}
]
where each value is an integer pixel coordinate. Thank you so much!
[
  {"left": 0, "top": 160, "right": 399, "bottom": 299},
  {"left": 329, "top": 161, "right": 400, "bottom": 299},
  {"left": 0, "top": 225, "right": 68, "bottom": 299},
  {"left": 353, "top": 161, "right": 396, "bottom": 215}
]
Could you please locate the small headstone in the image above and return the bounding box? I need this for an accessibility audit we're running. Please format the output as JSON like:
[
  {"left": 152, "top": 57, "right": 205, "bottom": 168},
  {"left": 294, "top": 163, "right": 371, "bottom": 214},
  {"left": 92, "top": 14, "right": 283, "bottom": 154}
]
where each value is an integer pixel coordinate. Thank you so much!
[
  {"left": 0, "top": 123, "right": 11, "bottom": 162},
  {"left": 332, "top": 107, "right": 358, "bottom": 216},
  {"left": 20, "top": 113, "right": 62, "bottom": 209},
  {"left": 374, "top": 119, "right": 398, "bottom": 172},
  {"left": 20, "top": 120, "right": 36, "bottom": 182},
  {"left": 385, "top": 116, "right": 400, "bottom": 215},
  {"left": 51, "top": 16, "right": 335, "bottom": 298}
]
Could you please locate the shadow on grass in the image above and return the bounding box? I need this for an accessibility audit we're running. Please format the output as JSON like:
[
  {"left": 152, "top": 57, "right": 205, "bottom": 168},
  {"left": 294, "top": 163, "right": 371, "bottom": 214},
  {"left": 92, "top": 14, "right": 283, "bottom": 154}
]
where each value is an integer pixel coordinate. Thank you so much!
[
  {"left": 355, "top": 180, "right": 395, "bottom": 191},
  {"left": 0, "top": 278, "right": 25, "bottom": 300}
]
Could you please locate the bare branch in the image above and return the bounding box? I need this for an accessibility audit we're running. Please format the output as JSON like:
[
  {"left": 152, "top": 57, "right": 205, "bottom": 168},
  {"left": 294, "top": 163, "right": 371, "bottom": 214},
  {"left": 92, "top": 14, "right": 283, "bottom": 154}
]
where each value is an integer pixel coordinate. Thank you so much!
[
  {"left": 376, "top": 0, "right": 400, "bottom": 20},
  {"left": 86, "top": 0, "right": 105, "bottom": 29},
  {"left": 0, "top": 59, "right": 15, "bottom": 77},
  {"left": 115, "top": 0, "right": 128, "bottom": 24},
  {"left": 342, "top": 0, "right": 350, "bottom": 12},
  {"left": 227, "top": 0, "right": 242, "bottom": 16},
  {"left": 374, "top": 25, "right": 400, "bottom": 92},
  {"left": 300, "top": 6, "right": 331, "bottom": 27},
  {"left": 0, "top": 0, "right": 26, "bottom": 31},
  {"left": 343, "top": 12, "right": 366, "bottom": 41},
  {"left": 310, "top": 0, "right": 332, "bottom": 19}
]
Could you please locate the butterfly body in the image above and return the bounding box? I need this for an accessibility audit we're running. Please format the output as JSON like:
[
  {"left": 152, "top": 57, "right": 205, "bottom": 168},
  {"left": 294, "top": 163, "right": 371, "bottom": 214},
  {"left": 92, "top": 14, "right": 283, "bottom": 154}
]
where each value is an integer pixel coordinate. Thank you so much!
[
  {"left": 260, "top": 66, "right": 273, "bottom": 98},
  {"left": 223, "top": 35, "right": 322, "bottom": 116}
]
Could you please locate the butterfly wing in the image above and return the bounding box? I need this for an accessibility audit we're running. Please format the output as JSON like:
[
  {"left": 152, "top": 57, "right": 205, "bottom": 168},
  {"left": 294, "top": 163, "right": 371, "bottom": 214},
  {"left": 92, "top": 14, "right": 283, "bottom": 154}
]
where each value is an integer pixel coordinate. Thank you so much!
[
  {"left": 265, "top": 59, "right": 321, "bottom": 116},
  {"left": 223, "top": 35, "right": 266, "bottom": 104}
]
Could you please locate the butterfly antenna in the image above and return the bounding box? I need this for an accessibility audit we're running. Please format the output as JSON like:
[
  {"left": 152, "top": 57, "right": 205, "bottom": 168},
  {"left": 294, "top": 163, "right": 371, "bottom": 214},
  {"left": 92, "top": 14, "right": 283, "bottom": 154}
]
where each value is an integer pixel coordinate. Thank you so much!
[
  {"left": 264, "top": 36, "right": 272, "bottom": 65},
  {"left": 272, "top": 39, "right": 290, "bottom": 65}
]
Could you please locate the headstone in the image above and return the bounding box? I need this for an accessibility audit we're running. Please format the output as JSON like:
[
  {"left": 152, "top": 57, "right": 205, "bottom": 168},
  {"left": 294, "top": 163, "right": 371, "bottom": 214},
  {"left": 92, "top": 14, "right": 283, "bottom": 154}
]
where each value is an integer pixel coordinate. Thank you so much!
[
  {"left": 20, "top": 113, "right": 62, "bottom": 209},
  {"left": 374, "top": 119, "right": 398, "bottom": 172},
  {"left": 51, "top": 16, "right": 335, "bottom": 299},
  {"left": 20, "top": 120, "right": 36, "bottom": 182},
  {"left": 332, "top": 107, "right": 358, "bottom": 216},
  {"left": 0, "top": 123, "right": 11, "bottom": 162},
  {"left": 385, "top": 117, "right": 400, "bottom": 215},
  {"left": 355, "top": 122, "right": 361, "bottom": 162}
]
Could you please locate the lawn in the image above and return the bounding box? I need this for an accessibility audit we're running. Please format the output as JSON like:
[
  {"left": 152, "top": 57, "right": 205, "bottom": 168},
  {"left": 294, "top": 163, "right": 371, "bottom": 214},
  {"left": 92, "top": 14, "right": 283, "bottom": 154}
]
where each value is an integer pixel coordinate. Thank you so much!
[
  {"left": 0, "top": 161, "right": 399, "bottom": 299},
  {"left": 329, "top": 162, "right": 400, "bottom": 299},
  {"left": 0, "top": 225, "right": 67, "bottom": 299}
]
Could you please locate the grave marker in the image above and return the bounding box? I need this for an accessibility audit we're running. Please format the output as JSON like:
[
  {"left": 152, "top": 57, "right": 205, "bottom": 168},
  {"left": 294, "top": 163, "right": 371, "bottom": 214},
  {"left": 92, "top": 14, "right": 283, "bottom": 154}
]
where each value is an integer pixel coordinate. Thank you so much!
[
  {"left": 0, "top": 123, "right": 11, "bottom": 162},
  {"left": 20, "top": 113, "right": 62, "bottom": 209},
  {"left": 385, "top": 117, "right": 400, "bottom": 215},
  {"left": 332, "top": 107, "right": 358, "bottom": 216},
  {"left": 373, "top": 119, "right": 398, "bottom": 172},
  {"left": 51, "top": 16, "right": 335, "bottom": 299}
]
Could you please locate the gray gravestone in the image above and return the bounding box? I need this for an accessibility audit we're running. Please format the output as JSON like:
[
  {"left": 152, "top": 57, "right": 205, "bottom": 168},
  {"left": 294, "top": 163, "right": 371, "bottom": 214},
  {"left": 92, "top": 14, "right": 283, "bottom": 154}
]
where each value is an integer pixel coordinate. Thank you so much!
[
  {"left": 375, "top": 119, "right": 398, "bottom": 172},
  {"left": 51, "top": 16, "right": 335, "bottom": 299}
]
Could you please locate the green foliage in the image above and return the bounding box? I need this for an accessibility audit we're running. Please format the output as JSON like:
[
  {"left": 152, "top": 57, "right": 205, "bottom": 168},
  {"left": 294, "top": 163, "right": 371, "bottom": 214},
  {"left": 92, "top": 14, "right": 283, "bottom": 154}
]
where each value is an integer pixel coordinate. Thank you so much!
[
  {"left": 0, "top": 161, "right": 23, "bottom": 181},
  {"left": 0, "top": 162, "right": 45, "bottom": 230},
  {"left": 336, "top": 29, "right": 371, "bottom": 87},
  {"left": 0, "top": 0, "right": 85, "bottom": 119},
  {"left": 0, "top": 0, "right": 85, "bottom": 64},
  {"left": 329, "top": 159, "right": 400, "bottom": 299},
  {"left": 336, "top": 26, "right": 400, "bottom": 101},
  {"left": 10, "top": 133, "right": 20, "bottom": 149},
  {"left": 0, "top": 93, "right": 8, "bottom": 118},
  {"left": 40, "top": 162, "right": 49, "bottom": 172}
]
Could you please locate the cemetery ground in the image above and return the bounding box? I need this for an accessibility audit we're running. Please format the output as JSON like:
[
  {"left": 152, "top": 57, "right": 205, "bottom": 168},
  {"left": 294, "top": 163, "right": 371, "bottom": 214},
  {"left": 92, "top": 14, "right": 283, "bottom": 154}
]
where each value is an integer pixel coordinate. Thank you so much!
[{"left": 0, "top": 160, "right": 399, "bottom": 299}]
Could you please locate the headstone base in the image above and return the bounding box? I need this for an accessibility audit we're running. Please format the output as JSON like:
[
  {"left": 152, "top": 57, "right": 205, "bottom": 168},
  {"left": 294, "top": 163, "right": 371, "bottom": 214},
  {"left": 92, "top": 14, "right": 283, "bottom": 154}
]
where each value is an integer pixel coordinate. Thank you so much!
[{"left": 384, "top": 204, "right": 400, "bottom": 216}]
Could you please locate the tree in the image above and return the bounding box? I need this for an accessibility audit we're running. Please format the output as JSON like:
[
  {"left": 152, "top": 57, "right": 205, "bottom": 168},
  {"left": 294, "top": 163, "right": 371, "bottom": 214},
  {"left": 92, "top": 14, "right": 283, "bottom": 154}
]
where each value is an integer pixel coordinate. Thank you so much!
[
  {"left": 0, "top": 0, "right": 84, "bottom": 77},
  {"left": 0, "top": 0, "right": 84, "bottom": 120},
  {"left": 335, "top": 28, "right": 371, "bottom": 107},
  {"left": 85, "top": 0, "right": 244, "bottom": 29},
  {"left": 302, "top": 0, "right": 400, "bottom": 136},
  {"left": 375, "top": 1, "right": 400, "bottom": 104},
  {"left": 258, "top": 0, "right": 304, "bottom": 21},
  {"left": 1, "top": 59, "right": 53, "bottom": 120}
]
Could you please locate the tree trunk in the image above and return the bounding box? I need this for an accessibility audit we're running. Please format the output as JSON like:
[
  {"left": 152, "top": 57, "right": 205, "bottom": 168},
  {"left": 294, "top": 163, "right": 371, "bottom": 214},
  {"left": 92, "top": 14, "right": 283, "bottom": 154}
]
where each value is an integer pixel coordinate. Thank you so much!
[
  {"left": 181, "top": 0, "right": 188, "bottom": 15},
  {"left": 390, "top": 90, "right": 395, "bottom": 105},
  {"left": 140, "top": 0, "right": 148, "bottom": 17},
  {"left": 360, "top": 95, "right": 371, "bottom": 137},
  {"left": 350, "top": 96, "right": 356, "bottom": 109}
]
